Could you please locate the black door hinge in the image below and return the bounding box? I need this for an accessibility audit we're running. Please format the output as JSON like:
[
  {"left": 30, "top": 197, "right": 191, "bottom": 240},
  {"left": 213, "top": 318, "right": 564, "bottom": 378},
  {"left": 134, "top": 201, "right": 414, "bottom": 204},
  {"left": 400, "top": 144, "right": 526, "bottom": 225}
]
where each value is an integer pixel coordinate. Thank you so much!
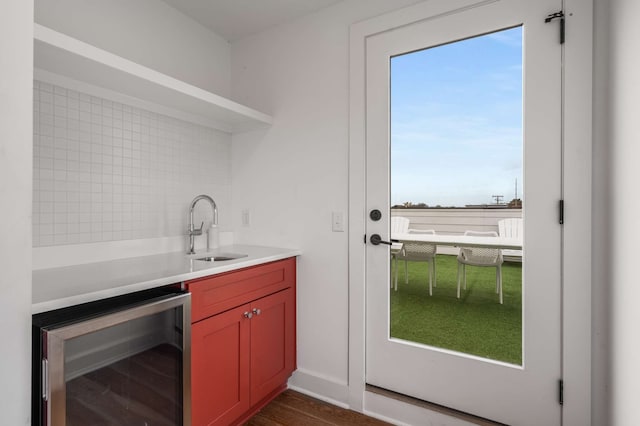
[
  {"left": 545, "top": 11, "right": 565, "bottom": 44},
  {"left": 559, "top": 200, "right": 564, "bottom": 225},
  {"left": 364, "top": 234, "right": 367, "bottom": 244},
  {"left": 558, "top": 379, "right": 564, "bottom": 405}
]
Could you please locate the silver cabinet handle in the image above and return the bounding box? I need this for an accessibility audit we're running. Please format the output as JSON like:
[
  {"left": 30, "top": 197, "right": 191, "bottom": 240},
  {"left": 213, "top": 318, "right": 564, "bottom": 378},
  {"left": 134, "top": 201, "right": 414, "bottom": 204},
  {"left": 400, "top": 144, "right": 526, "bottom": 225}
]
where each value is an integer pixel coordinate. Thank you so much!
[
  {"left": 252, "top": 308, "right": 261, "bottom": 316},
  {"left": 243, "top": 311, "right": 253, "bottom": 319}
]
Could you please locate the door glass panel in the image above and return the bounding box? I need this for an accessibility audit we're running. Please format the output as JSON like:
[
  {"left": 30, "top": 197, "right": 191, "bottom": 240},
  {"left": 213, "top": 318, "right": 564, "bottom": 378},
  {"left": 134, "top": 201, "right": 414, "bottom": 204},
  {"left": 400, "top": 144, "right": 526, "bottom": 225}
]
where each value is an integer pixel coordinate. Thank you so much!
[{"left": 389, "top": 27, "right": 523, "bottom": 365}]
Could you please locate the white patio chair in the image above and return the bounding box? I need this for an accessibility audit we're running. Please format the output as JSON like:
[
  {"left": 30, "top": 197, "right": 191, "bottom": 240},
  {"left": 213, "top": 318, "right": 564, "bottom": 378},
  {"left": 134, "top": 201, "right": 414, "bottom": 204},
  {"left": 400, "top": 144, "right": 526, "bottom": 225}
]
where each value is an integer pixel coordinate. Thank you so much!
[
  {"left": 391, "top": 216, "right": 410, "bottom": 235},
  {"left": 390, "top": 242, "right": 405, "bottom": 291},
  {"left": 498, "top": 218, "right": 523, "bottom": 261},
  {"left": 398, "top": 229, "right": 438, "bottom": 296},
  {"left": 390, "top": 217, "right": 410, "bottom": 291},
  {"left": 457, "top": 230, "right": 504, "bottom": 304}
]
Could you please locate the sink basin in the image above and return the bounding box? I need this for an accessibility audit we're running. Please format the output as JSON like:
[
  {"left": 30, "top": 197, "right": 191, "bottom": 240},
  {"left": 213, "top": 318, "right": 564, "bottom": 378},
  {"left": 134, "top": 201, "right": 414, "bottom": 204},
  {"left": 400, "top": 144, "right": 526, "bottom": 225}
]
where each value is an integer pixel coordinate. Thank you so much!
[{"left": 194, "top": 253, "right": 248, "bottom": 262}]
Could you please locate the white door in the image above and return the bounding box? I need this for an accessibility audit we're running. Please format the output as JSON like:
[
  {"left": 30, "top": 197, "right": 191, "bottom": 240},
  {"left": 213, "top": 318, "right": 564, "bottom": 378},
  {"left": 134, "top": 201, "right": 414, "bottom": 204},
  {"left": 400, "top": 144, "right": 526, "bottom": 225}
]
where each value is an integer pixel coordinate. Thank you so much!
[{"left": 365, "top": 1, "right": 562, "bottom": 424}]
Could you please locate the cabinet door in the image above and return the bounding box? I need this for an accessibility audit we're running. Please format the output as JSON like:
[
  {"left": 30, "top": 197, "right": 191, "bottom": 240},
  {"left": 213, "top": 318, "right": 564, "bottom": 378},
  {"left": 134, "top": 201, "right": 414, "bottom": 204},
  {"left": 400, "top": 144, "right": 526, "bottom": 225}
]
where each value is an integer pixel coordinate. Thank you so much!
[
  {"left": 192, "top": 304, "right": 251, "bottom": 426},
  {"left": 250, "top": 288, "right": 296, "bottom": 405}
]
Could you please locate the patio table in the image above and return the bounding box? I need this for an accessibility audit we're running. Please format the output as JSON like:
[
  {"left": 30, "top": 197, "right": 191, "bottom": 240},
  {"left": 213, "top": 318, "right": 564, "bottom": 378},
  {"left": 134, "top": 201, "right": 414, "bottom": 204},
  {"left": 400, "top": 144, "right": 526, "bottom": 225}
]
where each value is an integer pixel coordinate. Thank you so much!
[{"left": 392, "top": 233, "right": 522, "bottom": 250}]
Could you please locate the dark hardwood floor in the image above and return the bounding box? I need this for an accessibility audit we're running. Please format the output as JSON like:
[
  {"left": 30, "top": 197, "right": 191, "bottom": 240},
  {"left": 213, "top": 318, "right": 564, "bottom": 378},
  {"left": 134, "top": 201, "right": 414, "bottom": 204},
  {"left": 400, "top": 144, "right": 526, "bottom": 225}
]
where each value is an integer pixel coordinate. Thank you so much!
[{"left": 245, "top": 390, "right": 392, "bottom": 426}]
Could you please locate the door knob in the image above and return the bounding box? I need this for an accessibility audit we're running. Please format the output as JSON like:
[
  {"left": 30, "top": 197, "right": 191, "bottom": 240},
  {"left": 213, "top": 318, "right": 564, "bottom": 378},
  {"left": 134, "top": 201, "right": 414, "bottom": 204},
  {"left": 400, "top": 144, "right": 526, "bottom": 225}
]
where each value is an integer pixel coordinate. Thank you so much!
[
  {"left": 370, "top": 234, "right": 392, "bottom": 246},
  {"left": 252, "top": 308, "right": 261, "bottom": 316},
  {"left": 243, "top": 311, "right": 253, "bottom": 319}
]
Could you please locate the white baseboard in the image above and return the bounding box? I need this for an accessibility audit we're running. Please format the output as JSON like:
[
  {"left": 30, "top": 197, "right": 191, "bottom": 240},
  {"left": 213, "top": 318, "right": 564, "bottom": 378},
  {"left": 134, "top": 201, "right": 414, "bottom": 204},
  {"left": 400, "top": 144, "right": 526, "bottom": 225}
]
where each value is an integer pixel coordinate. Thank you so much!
[{"left": 287, "top": 368, "right": 350, "bottom": 409}]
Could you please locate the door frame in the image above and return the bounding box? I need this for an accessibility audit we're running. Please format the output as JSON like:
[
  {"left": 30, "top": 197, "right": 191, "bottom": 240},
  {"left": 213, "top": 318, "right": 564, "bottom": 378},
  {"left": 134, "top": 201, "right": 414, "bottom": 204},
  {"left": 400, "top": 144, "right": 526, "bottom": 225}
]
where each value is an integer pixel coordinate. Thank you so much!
[{"left": 347, "top": 1, "right": 593, "bottom": 424}]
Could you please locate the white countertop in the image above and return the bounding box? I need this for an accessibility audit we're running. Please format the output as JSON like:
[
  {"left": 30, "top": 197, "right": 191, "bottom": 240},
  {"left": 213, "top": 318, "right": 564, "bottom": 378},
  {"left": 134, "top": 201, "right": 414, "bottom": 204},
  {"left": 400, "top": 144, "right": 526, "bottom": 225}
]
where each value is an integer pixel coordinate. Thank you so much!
[{"left": 32, "top": 245, "right": 301, "bottom": 314}]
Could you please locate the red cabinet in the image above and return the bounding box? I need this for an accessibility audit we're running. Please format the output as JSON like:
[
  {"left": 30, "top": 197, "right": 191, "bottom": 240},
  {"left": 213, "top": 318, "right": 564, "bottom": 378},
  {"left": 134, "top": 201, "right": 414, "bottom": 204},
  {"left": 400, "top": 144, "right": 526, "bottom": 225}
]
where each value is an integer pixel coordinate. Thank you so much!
[
  {"left": 188, "top": 258, "right": 296, "bottom": 426},
  {"left": 249, "top": 289, "right": 295, "bottom": 405},
  {"left": 191, "top": 303, "right": 251, "bottom": 426}
]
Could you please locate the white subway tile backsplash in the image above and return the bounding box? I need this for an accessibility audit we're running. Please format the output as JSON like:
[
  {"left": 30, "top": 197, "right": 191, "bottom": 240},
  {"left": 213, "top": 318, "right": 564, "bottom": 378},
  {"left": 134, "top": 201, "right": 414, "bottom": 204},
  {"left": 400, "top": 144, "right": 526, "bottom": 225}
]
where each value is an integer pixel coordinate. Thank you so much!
[
  {"left": 54, "top": 234, "right": 68, "bottom": 245},
  {"left": 33, "top": 80, "right": 232, "bottom": 247},
  {"left": 41, "top": 92, "right": 53, "bottom": 104},
  {"left": 41, "top": 103, "right": 53, "bottom": 116}
]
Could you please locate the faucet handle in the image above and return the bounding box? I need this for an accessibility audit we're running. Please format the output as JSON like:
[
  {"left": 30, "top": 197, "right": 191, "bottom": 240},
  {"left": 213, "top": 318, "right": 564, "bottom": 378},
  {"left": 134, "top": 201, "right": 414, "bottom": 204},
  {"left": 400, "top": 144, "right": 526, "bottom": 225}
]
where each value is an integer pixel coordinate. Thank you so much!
[{"left": 189, "top": 221, "right": 204, "bottom": 236}]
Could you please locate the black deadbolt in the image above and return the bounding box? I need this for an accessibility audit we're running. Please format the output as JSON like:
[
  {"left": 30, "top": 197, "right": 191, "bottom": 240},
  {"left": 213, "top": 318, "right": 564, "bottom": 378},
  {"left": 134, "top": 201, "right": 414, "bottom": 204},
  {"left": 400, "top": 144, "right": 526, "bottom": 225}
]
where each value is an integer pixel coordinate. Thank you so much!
[{"left": 369, "top": 209, "right": 382, "bottom": 221}]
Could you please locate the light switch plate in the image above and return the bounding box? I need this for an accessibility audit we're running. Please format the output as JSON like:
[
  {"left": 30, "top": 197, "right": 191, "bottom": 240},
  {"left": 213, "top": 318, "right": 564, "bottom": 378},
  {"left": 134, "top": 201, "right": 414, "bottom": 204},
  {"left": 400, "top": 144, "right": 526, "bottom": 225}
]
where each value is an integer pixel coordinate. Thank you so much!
[
  {"left": 242, "top": 209, "right": 251, "bottom": 227},
  {"left": 332, "top": 211, "right": 344, "bottom": 232}
]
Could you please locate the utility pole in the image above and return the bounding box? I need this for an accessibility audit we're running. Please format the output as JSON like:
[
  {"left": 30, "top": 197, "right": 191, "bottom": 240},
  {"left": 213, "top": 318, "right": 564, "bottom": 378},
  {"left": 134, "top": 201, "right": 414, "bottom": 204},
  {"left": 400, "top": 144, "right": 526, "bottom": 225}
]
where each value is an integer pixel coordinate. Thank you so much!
[{"left": 492, "top": 195, "right": 504, "bottom": 205}]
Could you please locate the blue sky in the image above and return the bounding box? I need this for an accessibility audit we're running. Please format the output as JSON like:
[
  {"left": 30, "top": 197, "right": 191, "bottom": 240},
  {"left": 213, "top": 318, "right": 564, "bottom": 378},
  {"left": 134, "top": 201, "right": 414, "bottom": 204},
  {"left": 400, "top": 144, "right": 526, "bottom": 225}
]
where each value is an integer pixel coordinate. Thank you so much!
[{"left": 391, "top": 26, "right": 523, "bottom": 207}]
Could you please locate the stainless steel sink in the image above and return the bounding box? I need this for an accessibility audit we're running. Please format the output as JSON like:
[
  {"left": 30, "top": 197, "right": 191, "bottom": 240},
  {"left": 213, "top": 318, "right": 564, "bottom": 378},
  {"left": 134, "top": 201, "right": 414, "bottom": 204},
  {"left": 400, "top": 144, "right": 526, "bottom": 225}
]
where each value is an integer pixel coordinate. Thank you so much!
[{"left": 194, "top": 253, "right": 248, "bottom": 262}]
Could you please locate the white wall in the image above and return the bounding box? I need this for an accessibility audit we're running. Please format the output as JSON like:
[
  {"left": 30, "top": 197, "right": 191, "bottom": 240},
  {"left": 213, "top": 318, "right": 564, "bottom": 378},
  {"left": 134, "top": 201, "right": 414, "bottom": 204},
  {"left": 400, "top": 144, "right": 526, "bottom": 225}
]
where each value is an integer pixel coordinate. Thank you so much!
[
  {"left": 0, "top": 1, "right": 33, "bottom": 424},
  {"left": 593, "top": 0, "right": 640, "bottom": 424},
  {"left": 592, "top": 0, "right": 611, "bottom": 424},
  {"left": 607, "top": 0, "right": 640, "bottom": 424},
  {"left": 34, "top": 0, "right": 231, "bottom": 97},
  {"left": 230, "top": 0, "right": 423, "bottom": 398}
]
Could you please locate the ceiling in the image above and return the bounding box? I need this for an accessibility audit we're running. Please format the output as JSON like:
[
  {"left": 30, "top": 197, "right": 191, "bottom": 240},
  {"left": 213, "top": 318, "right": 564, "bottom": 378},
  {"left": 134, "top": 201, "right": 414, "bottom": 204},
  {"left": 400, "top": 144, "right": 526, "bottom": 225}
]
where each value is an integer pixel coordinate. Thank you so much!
[{"left": 161, "top": 0, "right": 344, "bottom": 42}]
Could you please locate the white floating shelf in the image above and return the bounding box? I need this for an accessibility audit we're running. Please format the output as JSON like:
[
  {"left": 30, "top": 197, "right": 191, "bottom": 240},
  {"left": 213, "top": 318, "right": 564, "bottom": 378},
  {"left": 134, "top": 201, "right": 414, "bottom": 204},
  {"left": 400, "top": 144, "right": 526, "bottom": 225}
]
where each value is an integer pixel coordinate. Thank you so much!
[{"left": 33, "top": 24, "right": 272, "bottom": 133}]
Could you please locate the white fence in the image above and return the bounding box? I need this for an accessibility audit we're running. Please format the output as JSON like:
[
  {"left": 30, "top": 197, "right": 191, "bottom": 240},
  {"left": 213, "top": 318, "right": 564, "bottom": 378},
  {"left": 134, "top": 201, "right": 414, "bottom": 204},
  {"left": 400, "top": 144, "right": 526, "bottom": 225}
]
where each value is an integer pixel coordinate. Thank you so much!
[{"left": 391, "top": 208, "right": 522, "bottom": 235}]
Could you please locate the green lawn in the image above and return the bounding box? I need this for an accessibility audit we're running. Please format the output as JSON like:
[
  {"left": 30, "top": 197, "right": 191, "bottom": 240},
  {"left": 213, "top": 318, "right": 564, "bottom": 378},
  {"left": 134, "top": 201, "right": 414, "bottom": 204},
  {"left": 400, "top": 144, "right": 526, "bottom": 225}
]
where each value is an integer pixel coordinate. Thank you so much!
[{"left": 390, "top": 254, "right": 522, "bottom": 365}]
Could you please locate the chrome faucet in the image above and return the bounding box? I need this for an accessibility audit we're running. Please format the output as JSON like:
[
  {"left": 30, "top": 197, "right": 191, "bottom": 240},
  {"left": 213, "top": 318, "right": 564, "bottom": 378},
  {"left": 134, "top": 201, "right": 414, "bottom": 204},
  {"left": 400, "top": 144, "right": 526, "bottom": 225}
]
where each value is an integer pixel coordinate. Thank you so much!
[{"left": 187, "top": 194, "right": 218, "bottom": 254}]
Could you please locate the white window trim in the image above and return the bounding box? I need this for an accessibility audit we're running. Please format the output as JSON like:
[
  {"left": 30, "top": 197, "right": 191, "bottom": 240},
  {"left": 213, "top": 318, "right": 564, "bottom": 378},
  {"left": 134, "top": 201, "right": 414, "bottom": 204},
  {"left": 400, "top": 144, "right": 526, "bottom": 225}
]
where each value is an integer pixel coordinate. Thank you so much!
[{"left": 347, "top": 1, "right": 593, "bottom": 424}]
